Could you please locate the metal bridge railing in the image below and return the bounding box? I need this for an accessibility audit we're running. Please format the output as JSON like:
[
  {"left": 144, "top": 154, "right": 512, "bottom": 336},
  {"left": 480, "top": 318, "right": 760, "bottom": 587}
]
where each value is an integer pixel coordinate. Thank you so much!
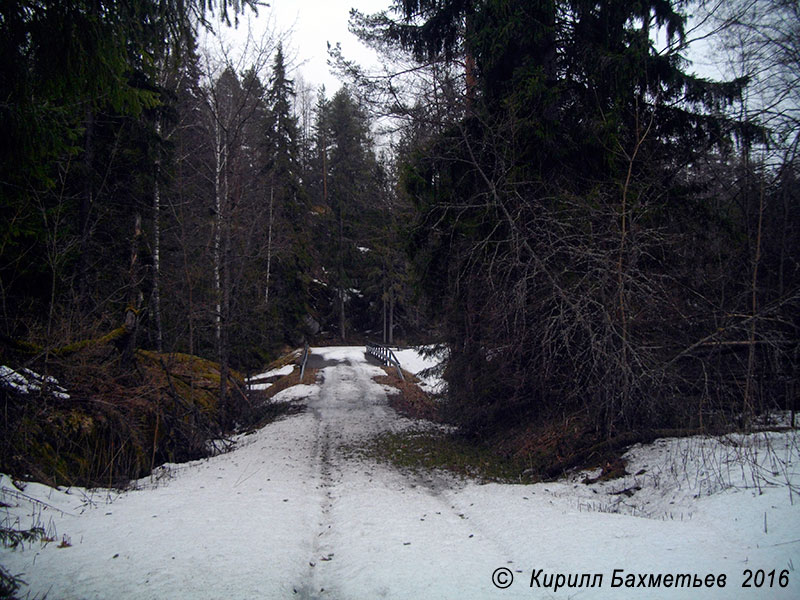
[
  {"left": 299, "top": 342, "right": 310, "bottom": 380},
  {"left": 366, "top": 342, "right": 405, "bottom": 381}
]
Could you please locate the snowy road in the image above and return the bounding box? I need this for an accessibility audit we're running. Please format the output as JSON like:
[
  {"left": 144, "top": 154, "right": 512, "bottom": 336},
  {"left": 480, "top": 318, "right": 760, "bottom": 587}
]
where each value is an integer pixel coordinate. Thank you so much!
[
  {"left": 292, "top": 347, "right": 511, "bottom": 599},
  {"left": 2, "top": 346, "right": 800, "bottom": 599}
]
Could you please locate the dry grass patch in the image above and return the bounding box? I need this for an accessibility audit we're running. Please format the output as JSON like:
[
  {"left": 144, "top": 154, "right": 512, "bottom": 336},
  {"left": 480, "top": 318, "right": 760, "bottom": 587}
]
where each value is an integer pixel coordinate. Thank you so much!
[
  {"left": 374, "top": 366, "right": 440, "bottom": 422},
  {"left": 250, "top": 366, "right": 319, "bottom": 403},
  {"left": 264, "top": 347, "right": 303, "bottom": 371}
]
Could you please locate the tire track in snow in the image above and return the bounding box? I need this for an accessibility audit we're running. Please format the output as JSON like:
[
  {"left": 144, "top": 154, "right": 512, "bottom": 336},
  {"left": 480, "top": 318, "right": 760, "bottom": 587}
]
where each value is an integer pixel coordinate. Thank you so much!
[
  {"left": 291, "top": 347, "right": 514, "bottom": 599},
  {"left": 296, "top": 352, "right": 372, "bottom": 599},
  {"left": 297, "top": 411, "right": 336, "bottom": 599}
]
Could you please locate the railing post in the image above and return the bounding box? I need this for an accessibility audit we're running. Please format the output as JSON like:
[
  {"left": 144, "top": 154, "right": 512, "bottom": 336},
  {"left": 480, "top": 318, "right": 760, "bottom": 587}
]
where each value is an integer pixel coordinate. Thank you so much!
[{"left": 299, "top": 342, "right": 310, "bottom": 380}]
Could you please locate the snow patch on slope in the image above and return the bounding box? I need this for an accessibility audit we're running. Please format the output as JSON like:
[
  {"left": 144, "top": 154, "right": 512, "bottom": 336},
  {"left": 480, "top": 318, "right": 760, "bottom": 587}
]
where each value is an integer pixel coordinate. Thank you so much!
[
  {"left": 250, "top": 364, "right": 295, "bottom": 381},
  {"left": 393, "top": 346, "right": 448, "bottom": 394}
]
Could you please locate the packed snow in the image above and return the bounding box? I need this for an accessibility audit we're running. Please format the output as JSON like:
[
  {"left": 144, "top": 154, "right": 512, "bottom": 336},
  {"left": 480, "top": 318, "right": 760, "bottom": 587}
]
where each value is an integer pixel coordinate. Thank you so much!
[
  {"left": 2, "top": 347, "right": 799, "bottom": 599},
  {"left": 248, "top": 381, "right": 273, "bottom": 391},
  {"left": 247, "top": 364, "right": 297, "bottom": 391},
  {"left": 270, "top": 384, "right": 319, "bottom": 404},
  {"left": 250, "top": 364, "right": 295, "bottom": 381}
]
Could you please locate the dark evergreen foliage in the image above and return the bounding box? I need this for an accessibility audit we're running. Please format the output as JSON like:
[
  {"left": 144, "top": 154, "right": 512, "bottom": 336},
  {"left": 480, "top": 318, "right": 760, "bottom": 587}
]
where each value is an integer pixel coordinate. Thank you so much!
[
  {"left": 354, "top": 0, "right": 798, "bottom": 438},
  {"left": 1, "top": 0, "right": 795, "bottom": 454}
]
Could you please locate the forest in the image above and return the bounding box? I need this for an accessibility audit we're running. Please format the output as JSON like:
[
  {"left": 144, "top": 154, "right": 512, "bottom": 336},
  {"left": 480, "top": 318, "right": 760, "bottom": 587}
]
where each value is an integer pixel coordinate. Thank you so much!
[{"left": 0, "top": 0, "right": 798, "bottom": 486}]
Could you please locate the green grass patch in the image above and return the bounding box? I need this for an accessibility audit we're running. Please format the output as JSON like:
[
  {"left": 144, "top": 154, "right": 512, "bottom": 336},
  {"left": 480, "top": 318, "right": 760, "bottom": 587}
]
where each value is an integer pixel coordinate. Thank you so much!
[{"left": 359, "top": 428, "right": 541, "bottom": 484}]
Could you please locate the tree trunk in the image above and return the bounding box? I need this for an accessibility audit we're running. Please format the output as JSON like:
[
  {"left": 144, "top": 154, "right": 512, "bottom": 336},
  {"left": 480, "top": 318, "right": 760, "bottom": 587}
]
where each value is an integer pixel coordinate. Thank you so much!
[
  {"left": 152, "top": 118, "right": 163, "bottom": 352},
  {"left": 218, "top": 127, "right": 231, "bottom": 412},
  {"left": 465, "top": 51, "right": 476, "bottom": 108},
  {"left": 265, "top": 180, "right": 274, "bottom": 307},
  {"left": 123, "top": 212, "right": 143, "bottom": 366},
  {"left": 77, "top": 108, "right": 95, "bottom": 311},
  {"left": 213, "top": 122, "right": 225, "bottom": 351},
  {"left": 382, "top": 283, "right": 387, "bottom": 344},
  {"left": 339, "top": 286, "right": 346, "bottom": 342},
  {"left": 322, "top": 136, "right": 328, "bottom": 204},
  {"left": 338, "top": 196, "right": 346, "bottom": 342},
  {"left": 389, "top": 286, "right": 395, "bottom": 345},
  {"left": 744, "top": 180, "right": 765, "bottom": 418}
]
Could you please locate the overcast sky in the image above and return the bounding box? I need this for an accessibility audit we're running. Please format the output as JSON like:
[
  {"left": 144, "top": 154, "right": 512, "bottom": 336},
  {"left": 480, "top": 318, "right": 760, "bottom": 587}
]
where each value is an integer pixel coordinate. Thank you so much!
[
  {"left": 221, "top": 1, "right": 721, "bottom": 93},
  {"left": 232, "top": 0, "right": 390, "bottom": 92}
]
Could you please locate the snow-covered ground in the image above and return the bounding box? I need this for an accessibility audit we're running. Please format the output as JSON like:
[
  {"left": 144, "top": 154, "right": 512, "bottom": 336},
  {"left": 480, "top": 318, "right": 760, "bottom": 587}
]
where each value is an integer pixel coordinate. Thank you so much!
[
  {"left": 2, "top": 346, "right": 799, "bottom": 599},
  {"left": 251, "top": 364, "right": 296, "bottom": 381},
  {"left": 393, "top": 346, "right": 447, "bottom": 394},
  {"left": 246, "top": 363, "right": 298, "bottom": 391}
]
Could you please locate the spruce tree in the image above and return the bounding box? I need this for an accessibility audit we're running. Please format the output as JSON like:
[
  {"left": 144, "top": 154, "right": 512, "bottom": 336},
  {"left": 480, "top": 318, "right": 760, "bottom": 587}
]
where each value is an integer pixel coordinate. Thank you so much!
[
  {"left": 261, "top": 44, "right": 313, "bottom": 348},
  {"left": 309, "top": 87, "right": 385, "bottom": 341},
  {"left": 356, "top": 0, "right": 755, "bottom": 437},
  {"left": 0, "top": 0, "right": 257, "bottom": 338}
]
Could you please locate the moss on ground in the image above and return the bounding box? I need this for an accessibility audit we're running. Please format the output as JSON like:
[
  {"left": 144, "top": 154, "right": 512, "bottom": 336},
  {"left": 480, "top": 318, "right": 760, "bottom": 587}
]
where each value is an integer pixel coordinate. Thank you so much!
[
  {"left": 1, "top": 340, "right": 253, "bottom": 488},
  {"left": 371, "top": 369, "right": 637, "bottom": 484},
  {"left": 366, "top": 368, "right": 536, "bottom": 482},
  {"left": 358, "top": 428, "right": 539, "bottom": 483}
]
